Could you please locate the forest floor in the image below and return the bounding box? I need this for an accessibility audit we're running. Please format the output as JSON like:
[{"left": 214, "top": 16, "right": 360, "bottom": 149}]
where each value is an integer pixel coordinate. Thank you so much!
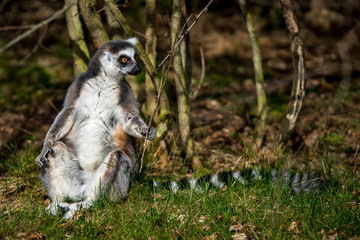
[{"left": 0, "top": 0, "right": 360, "bottom": 239}]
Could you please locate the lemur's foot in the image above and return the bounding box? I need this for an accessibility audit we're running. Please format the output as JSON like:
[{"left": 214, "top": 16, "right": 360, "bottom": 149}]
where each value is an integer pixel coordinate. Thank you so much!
[{"left": 45, "top": 202, "right": 69, "bottom": 216}]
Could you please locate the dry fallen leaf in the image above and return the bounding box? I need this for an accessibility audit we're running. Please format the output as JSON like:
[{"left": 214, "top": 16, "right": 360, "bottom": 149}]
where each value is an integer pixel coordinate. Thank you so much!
[
  {"left": 288, "top": 221, "right": 301, "bottom": 234},
  {"left": 231, "top": 233, "right": 247, "bottom": 240},
  {"left": 229, "top": 223, "right": 247, "bottom": 239},
  {"left": 229, "top": 223, "right": 244, "bottom": 233},
  {"left": 204, "top": 232, "right": 221, "bottom": 240},
  {"left": 199, "top": 215, "right": 207, "bottom": 223},
  {"left": 322, "top": 230, "right": 338, "bottom": 240}
]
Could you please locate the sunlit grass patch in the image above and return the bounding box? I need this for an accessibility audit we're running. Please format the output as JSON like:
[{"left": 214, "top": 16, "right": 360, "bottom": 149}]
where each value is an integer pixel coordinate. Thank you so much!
[
  {"left": 0, "top": 141, "right": 359, "bottom": 239},
  {"left": 1, "top": 163, "right": 359, "bottom": 239}
]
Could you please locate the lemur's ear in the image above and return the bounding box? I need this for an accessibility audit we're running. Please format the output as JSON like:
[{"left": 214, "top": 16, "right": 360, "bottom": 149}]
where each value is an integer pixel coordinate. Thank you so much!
[{"left": 126, "top": 38, "right": 138, "bottom": 46}]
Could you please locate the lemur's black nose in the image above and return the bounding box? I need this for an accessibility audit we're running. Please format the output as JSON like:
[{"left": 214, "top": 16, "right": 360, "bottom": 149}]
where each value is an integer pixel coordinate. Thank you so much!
[{"left": 129, "top": 64, "right": 142, "bottom": 76}]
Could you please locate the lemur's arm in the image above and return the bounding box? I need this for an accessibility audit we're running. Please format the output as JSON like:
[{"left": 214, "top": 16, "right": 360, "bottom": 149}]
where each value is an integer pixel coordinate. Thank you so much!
[
  {"left": 36, "top": 107, "right": 75, "bottom": 167},
  {"left": 115, "top": 81, "right": 156, "bottom": 141}
]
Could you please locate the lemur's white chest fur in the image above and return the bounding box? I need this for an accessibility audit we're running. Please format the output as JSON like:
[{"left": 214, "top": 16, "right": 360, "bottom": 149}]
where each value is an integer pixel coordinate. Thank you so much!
[{"left": 71, "top": 74, "right": 124, "bottom": 171}]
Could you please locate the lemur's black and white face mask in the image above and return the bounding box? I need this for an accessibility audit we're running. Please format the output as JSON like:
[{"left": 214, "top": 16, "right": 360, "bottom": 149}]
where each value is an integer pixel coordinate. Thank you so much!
[{"left": 100, "top": 38, "right": 142, "bottom": 78}]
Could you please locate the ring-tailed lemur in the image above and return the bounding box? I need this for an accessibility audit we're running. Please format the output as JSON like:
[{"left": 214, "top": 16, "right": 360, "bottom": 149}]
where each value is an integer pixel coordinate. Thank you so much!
[
  {"left": 150, "top": 168, "right": 326, "bottom": 195},
  {"left": 35, "top": 38, "right": 156, "bottom": 219}
]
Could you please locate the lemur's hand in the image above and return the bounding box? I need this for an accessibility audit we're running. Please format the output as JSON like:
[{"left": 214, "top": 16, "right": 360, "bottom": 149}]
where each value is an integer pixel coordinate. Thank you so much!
[
  {"left": 135, "top": 122, "right": 157, "bottom": 141},
  {"left": 36, "top": 144, "right": 55, "bottom": 168},
  {"left": 146, "top": 126, "right": 157, "bottom": 141}
]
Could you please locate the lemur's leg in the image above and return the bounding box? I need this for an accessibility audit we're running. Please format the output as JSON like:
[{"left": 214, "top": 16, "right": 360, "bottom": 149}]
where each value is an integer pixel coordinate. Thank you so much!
[
  {"left": 36, "top": 107, "right": 75, "bottom": 168},
  {"left": 63, "top": 149, "right": 132, "bottom": 219},
  {"left": 108, "top": 151, "right": 133, "bottom": 201},
  {"left": 41, "top": 141, "right": 83, "bottom": 216}
]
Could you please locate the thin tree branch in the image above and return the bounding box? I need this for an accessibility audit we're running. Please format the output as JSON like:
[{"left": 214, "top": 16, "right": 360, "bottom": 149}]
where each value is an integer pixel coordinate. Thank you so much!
[
  {"left": 138, "top": 64, "right": 170, "bottom": 173},
  {"left": 0, "top": 0, "right": 77, "bottom": 54},
  {"left": 290, "top": 178, "right": 323, "bottom": 189},
  {"left": 327, "top": 104, "right": 360, "bottom": 116},
  {"left": 157, "top": 0, "right": 213, "bottom": 70},
  {"left": 0, "top": 25, "right": 33, "bottom": 31},
  {"left": 192, "top": 47, "right": 205, "bottom": 100},
  {"left": 18, "top": 25, "right": 48, "bottom": 65}
]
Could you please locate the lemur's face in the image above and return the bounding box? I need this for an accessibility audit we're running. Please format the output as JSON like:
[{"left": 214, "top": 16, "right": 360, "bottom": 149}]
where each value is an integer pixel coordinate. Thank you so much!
[{"left": 99, "top": 38, "right": 142, "bottom": 78}]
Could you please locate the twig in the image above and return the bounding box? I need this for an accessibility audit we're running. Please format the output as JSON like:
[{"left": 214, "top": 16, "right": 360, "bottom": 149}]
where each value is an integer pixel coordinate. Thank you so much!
[
  {"left": 47, "top": 98, "right": 60, "bottom": 113},
  {"left": 192, "top": 47, "right": 205, "bottom": 100},
  {"left": 0, "top": 0, "right": 77, "bottom": 54},
  {"left": 351, "top": 145, "right": 359, "bottom": 169},
  {"left": 132, "top": 29, "right": 146, "bottom": 39},
  {"left": 191, "top": 191, "right": 217, "bottom": 207},
  {"left": 0, "top": 25, "right": 33, "bottom": 31},
  {"left": 327, "top": 104, "right": 360, "bottom": 116},
  {"left": 290, "top": 177, "right": 323, "bottom": 189},
  {"left": 157, "top": 0, "right": 213, "bottom": 70},
  {"left": 138, "top": 64, "right": 170, "bottom": 173},
  {"left": 96, "top": 0, "right": 128, "bottom": 14},
  {"left": 19, "top": 25, "right": 48, "bottom": 65}
]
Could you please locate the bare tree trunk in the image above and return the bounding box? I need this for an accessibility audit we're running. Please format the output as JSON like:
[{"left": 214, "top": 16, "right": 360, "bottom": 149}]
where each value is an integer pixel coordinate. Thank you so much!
[
  {"left": 144, "top": 0, "right": 170, "bottom": 169},
  {"left": 64, "top": 0, "right": 90, "bottom": 77},
  {"left": 105, "top": 0, "right": 170, "bottom": 137},
  {"left": 276, "top": 0, "right": 306, "bottom": 149},
  {"left": 79, "top": 0, "right": 109, "bottom": 48},
  {"left": 180, "top": 3, "right": 192, "bottom": 96},
  {"left": 171, "top": 0, "right": 201, "bottom": 171},
  {"left": 237, "top": 0, "right": 267, "bottom": 151},
  {"left": 144, "top": 0, "right": 157, "bottom": 119}
]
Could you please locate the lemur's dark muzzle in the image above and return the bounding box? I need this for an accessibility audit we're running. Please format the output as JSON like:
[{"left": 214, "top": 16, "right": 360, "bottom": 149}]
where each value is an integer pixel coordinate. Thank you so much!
[{"left": 129, "top": 64, "right": 142, "bottom": 75}]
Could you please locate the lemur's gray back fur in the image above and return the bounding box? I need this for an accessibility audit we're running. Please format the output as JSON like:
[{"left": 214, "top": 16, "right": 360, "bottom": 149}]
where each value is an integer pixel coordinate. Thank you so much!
[{"left": 36, "top": 38, "right": 156, "bottom": 219}]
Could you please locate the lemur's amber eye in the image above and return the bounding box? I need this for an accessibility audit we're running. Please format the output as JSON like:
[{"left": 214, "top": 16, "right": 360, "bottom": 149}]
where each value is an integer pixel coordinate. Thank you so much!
[{"left": 121, "top": 57, "right": 128, "bottom": 63}]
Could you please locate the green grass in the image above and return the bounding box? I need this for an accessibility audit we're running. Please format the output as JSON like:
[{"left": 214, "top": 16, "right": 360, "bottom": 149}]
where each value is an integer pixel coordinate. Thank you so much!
[{"left": 0, "top": 145, "right": 359, "bottom": 239}]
